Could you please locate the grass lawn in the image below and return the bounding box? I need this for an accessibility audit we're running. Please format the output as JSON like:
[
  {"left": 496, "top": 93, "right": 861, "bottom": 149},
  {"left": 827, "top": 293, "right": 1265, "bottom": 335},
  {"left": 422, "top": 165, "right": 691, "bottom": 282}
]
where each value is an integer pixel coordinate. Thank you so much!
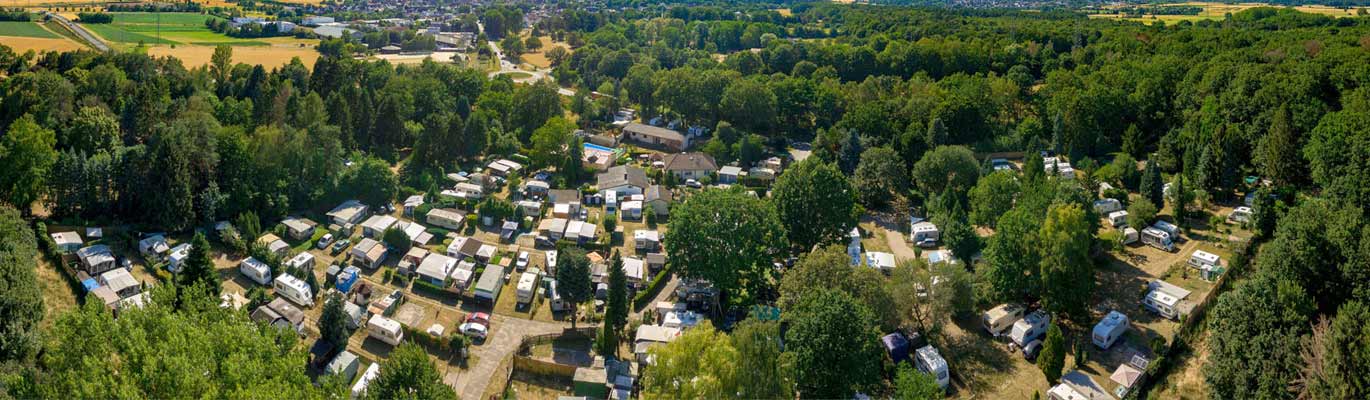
[
  {"left": 503, "top": 71, "right": 533, "bottom": 79},
  {"left": 0, "top": 21, "right": 59, "bottom": 38}
]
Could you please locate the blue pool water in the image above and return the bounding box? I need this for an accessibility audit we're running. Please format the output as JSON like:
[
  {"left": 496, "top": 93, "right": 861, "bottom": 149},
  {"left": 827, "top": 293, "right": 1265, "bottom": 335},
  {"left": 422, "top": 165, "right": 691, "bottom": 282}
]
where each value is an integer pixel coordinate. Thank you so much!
[{"left": 584, "top": 143, "right": 615, "bottom": 152}]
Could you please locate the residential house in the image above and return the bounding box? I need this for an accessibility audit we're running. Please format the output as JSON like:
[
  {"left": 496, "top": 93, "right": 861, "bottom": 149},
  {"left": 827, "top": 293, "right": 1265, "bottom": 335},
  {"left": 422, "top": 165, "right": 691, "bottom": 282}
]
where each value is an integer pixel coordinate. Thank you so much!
[
  {"left": 166, "top": 243, "right": 192, "bottom": 273},
  {"left": 446, "top": 236, "right": 488, "bottom": 261},
  {"left": 646, "top": 253, "right": 667, "bottom": 274},
  {"left": 1143, "top": 280, "right": 1192, "bottom": 320},
  {"left": 621, "top": 123, "right": 688, "bottom": 152},
  {"left": 634, "top": 325, "right": 682, "bottom": 364},
  {"left": 516, "top": 200, "right": 542, "bottom": 217},
  {"left": 360, "top": 215, "right": 399, "bottom": 238},
  {"left": 396, "top": 221, "right": 433, "bottom": 246},
  {"left": 443, "top": 182, "right": 484, "bottom": 200},
  {"left": 50, "top": 231, "right": 83, "bottom": 254},
  {"left": 302, "top": 16, "right": 335, "bottom": 26},
  {"left": 501, "top": 221, "right": 519, "bottom": 242},
  {"left": 644, "top": 185, "right": 672, "bottom": 216},
  {"left": 564, "top": 220, "right": 598, "bottom": 244},
  {"left": 327, "top": 200, "right": 369, "bottom": 228},
  {"left": 659, "top": 152, "right": 717, "bottom": 181},
  {"left": 350, "top": 238, "right": 388, "bottom": 269},
  {"left": 426, "top": 208, "right": 466, "bottom": 231},
  {"left": 622, "top": 257, "right": 646, "bottom": 287},
  {"left": 597, "top": 165, "right": 650, "bottom": 195},
  {"left": 538, "top": 218, "right": 569, "bottom": 241},
  {"left": 486, "top": 159, "right": 524, "bottom": 177},
  {"left": 398, "top": 247, "right": 430, "bottom": 275},
  {"left": 621, "top": 200, "right": 643, "bottom": 220},
  {"left": 76, "top": 245, "right": 117, "bottom": 276}
]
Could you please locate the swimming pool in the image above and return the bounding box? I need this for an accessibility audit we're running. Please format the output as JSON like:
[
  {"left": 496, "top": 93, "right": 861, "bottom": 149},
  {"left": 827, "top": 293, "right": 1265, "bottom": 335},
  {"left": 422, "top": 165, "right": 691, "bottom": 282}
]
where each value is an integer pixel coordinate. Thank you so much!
[{"left": 584, "top": 143, "right": 615, "bottom": 152}]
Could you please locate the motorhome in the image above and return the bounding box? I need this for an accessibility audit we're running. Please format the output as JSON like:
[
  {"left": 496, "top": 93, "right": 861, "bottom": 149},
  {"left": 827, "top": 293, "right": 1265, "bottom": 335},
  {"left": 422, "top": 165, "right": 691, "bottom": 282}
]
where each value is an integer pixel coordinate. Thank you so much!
[
  {"left": 1141, "top": 227, "right": 1174, "bottom": 251},
  {"left": 238, "top": 257, "right": 272, "bottom": 285},
  {"left": 367, "top": 315, "right": 404, "bottom": 346},
  {"left": 1009, "top": 310, "right": 1050, "bottom": 347},
  {"left": 914, "top": 345, "right": 950, "bottom": 391},
  {"left": 516, "top": 268, "right": 541, "bottom": 305},
  {"left": 1188, "top": 250, "right": 1220, "bottom": 269},
  {"left": 1152, "top": 220, "right": 1180, "bottom": 237},
  {"left": 351, "top": 362, "right": 380, "bottom": 399},
  {"left": 982, "top": 303, "right": 1025, "bottom": 336},
  {"left": 1107, "top": 210, "right": 1129, "bottom": 228},
  {"left": 273, "top": 273, "right": 314, "bottom": 307},
  {"left": 1092, "top": 310, "right": 1130, "bottom": 350},
  {"left": 911, "top": 221, "right": 940, "bottom": 248}
]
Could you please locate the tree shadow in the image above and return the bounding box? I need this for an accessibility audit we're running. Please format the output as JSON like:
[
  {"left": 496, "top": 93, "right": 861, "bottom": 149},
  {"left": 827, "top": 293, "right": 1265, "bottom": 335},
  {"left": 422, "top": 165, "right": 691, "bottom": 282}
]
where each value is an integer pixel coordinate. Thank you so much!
[{"left": 942, "top": 321, "right": 1015, "bottom": 393}]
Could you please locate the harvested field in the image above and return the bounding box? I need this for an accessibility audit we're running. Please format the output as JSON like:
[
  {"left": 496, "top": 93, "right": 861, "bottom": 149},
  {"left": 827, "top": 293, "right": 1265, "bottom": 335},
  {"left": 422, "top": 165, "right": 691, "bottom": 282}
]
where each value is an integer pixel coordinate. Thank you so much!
[
  {"left": 147, "top": 42, "right": 319, "bottom": 68},
  {"left": 0, "top": 35, "right": 86, "bottom": 53}
]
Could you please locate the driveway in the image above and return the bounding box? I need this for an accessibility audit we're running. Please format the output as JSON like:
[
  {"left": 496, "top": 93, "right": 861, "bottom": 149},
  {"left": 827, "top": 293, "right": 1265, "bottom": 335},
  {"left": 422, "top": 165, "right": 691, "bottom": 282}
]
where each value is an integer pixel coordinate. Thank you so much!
[{"left": 445, "top": 314, "right": 574, "bottom": 400}]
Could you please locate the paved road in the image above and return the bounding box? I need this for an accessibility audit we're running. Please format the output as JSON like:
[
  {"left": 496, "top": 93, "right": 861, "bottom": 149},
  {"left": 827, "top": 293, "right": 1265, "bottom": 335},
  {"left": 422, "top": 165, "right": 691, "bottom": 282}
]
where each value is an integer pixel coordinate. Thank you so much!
[
  {"left": 445, "top": 314, "right": 575, "bottom": 400},
  {"left": 45, "top": 12, "right": 110, "bottom": 52}
]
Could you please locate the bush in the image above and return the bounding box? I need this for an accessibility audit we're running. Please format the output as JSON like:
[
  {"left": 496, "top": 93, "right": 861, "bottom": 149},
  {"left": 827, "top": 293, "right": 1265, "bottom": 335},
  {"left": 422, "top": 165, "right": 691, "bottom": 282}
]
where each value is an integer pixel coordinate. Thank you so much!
[
  {"left": 76, "top": 12, "right": 112, "bottom": 23},
  {"left": 632, "top": 268, "right": 671, "bottom": 308},
  {"left": 412, "top": 279, "right": 453, "bottom": 299}
]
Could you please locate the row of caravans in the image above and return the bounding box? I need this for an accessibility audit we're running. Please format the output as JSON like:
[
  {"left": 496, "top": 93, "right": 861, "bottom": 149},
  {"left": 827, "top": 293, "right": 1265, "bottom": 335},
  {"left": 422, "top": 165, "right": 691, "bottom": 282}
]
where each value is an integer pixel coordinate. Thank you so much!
[{"left": 987, "top": 303, "right": 1136, "bottom": 351}]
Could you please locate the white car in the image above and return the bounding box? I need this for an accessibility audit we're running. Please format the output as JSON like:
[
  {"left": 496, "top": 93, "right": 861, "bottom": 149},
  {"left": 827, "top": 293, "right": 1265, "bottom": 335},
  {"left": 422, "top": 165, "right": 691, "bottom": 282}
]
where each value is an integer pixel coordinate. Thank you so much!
[
  {"left": 459, "top": 322, "right": 488, "bottom": 340},
  {"left": 316, "top": 233, "right": 334, "bottom": 249},
  {"left": 685, "top": 179, "right": 702, "bottom": 188},
  {"left": 516, "top": 251, "right": 530, "bottom": 270}
]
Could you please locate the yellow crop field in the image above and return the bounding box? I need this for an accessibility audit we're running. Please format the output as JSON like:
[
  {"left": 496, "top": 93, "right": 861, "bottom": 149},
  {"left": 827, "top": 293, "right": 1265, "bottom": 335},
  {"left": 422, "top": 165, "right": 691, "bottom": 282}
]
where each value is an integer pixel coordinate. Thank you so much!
[{"left": 1089, "top": 2, "right": 1363, "bottom": 25}]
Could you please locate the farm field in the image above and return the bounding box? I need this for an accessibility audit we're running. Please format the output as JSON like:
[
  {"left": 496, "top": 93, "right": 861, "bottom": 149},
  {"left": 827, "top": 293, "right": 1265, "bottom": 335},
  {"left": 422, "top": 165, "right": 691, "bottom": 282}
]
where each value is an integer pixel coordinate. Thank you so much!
[
  {"left": 0, "top": 21, "right": 86, "bottom": 53},
  {"left": 1088, "top": 1, "right": 1362, "bottom": 24},
  {"left": 0, "top": 21, "right": 58, "bottom": 38},
  {"left": 146, "top": 37, "right": 320, "bottom": 68},
  {"left": 72, "top": 12, "right": 321, "bottom": 68}
]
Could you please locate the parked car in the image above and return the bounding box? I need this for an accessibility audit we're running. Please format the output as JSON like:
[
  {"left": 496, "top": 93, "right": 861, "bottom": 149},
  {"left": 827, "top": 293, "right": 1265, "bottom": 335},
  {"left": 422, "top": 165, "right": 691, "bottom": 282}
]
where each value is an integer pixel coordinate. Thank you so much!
[
  {"left": 516, "top": 251, "right": 530, "bottom": 270},
  {"left": 1022, "top": 339, "right": 1043, "bottom": 361},
  {"left": 316, "top": 233, "right": 334, "bottom": 249},
  {"left": 331, "top": 239, "right": 351, "bottom": 254},
  {"left": 466, "top": 312, "right": 491, "bottom": 328},
  {"left": 685, "top": 179, "right": 702, "bottom": 188},
  {"left": 459, "top": 322, "right": 488, "bottom": 340}
]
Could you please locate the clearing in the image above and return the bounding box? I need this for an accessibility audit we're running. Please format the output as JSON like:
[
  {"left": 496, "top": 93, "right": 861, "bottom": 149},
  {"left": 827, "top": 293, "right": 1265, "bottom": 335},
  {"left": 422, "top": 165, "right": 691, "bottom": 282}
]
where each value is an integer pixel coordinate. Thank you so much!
[{"left": 518, "top": 35, "right": 571, "bottom": 69}]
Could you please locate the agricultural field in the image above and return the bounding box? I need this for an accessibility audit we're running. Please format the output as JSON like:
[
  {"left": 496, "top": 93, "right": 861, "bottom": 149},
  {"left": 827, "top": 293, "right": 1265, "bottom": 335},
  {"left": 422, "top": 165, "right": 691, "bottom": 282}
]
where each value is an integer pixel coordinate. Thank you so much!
[
  {"left": 0, "top": 21, "right": 86, "bottom": 53},
  {"left": 1088, "top": 2, "right": 1363, "bottom": 25},
  {"left": 75, "top": 12, "right": 320, "bottom": 68},
  {"left": 517, "top": 35, "right": 572, "bottom": 69}
]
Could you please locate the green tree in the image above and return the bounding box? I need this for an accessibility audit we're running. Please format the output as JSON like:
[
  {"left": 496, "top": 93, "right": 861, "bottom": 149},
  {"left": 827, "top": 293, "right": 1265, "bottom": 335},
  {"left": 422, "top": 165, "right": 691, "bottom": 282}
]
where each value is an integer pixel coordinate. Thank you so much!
[
  {"left": 771, "top": 158, "right": 856, "bottom": 252},
  {"left": 382, "top": 227, "right": 412, "bottom": 254},
  {"left": 779, "top": 245, "right": 899, "bottom": 331},
  {"left": 937, "top": 209, "right": 979, "bottom": 263},
  {"left": 594, "top": 322, "right": 619, "bottom": 359},
  {"left": 1127, "top": 198, "right": 1158, "bottom": 230},
  {"left": 838, "top": 129, "right": 863, "bottom": 175},
  {"left": 339, "top": 157, "right": 398, "bottom": 209},
  {"left": 730, "top": 320, "right": 793, "bottom": 399},
  {"left": 1205, "top": 274, "right": 1313, "bottom": 399},
  {"left": 782, "top": 289, "right": 882, "bottom": 398},
  {"left": 511, "top": 81, "right": 563, "bottom": 139},
  {"left": 1139, "top": 159, "right": 1163, "bottom": 208},
  {"left": 555, "top": 248, "right": 594, "bottom": 328},
  {"left": 0, "top": 206, "right": 41, "bottom": 361},
  {"left": 0, "top": 115, "right": 57, "bottom": 211},
  {"left": 1304, "top": 110, "right": 1370, "bottom": 211},
  {"left": 318, "top": 292, "right": 348, "bottom": 350},
  {"left": 641, "top": 322, "right": 739, "bottom": 399},
  {"left": 178, "top": 232, "right": 220, "bottom": 298},
  {"left": 1298, "top": 300, "right": 1370, "bottom": 399},
  {"left": 1038, "top": 203, "right": 1093, "bottom": 322},
  {"left": 912, "top": 145, "right": 980, "bottom": 198},
  {"left": 1255, "top": 104, "right": 1303, "bottom": 188},
  {"left": 968, "top": 171, "right": 1020, "bottom": 228},
  {"left": 364, "top": 343, "right": 457, "bottom": 400},
  {"left": 894, "top": 363, "right": 942, "bottom": 400},
  {"left": 605, "top": 251, "right": 629, "bottom": 331},
  {"left": 529, "top": 116, "right": 574, "bottom": 169},
  {"left": 1121, "top": 124, "right": 1144, "bottom": 159},
  {"left": 719, "top": 79, "right": 777, "bottom": 134},
  {"left": 853, "top": 146, "right": 908, "bottom": 209},
  {"left": 982, "top": 207, "right": 1041, "bottom": 303},
  {"left": 1036, "top": 324, "right": 1066, "bottom": 385},
  {"left": 665, "top": 188, "right": 786, "bottom": 305},
  {"left": 63, "top": 106, "right": 120, "bottom": 155}
]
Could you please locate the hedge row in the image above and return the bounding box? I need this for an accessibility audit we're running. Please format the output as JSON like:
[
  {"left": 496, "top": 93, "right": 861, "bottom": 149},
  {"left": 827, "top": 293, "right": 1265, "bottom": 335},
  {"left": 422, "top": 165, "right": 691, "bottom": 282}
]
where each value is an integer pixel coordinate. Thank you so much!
[{"left": 632, "top": 267, "right": 672, "bottom": 309}]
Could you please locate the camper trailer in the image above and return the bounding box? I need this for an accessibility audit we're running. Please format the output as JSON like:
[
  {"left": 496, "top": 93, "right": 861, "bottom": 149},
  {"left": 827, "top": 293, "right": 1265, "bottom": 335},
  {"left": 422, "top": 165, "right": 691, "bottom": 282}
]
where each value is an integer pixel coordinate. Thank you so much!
[
  {"left": 1009, "top": 310, "right": 1051, "bottom": 347},
  {"left": 983, "top": 303, "right": 1026, "bottom": 336},
  {"left": 351, "top": 362, "right": 380, "bottom": 399},
  {"left": 1122, "top": 227, "right": 1139, "bottom": 245},
  {"left": 239, "top": 257, "right": 272, "bottom": 285},
  {"left": 1228, "top": 206, "right": 1253, "bottom": 224},
  {"left": 1092, "top": 310, "right": 1130, "bottom": 349},
  {"left": 273, "top": 273, "right": 314, "bottom": 307},
  {"left": 1093, "top": 198, "right": 1123, "bottom": 215},
  {"left": 1188, "top": 250, "right": 1220, "bottom": 269},
  {"left": 914, "top": 345, "right": 950, "bottom": 391},
  {"left": 1107, "top": 210, "right": 1129, "bottom": 228},
  {"left": 1143, "top": 280, "right": 1191, "bottom": 320},
  {"left": 516, "top": 268, "right": 541, "bottom": 305},
  {"left": 367, "top": 315, "right": 404, "bottom": 346},
  {"left": 285, "top": 252, "right": 316, "bottom": 272},
  {"left": 1141, "top": 227, "right": 1174, "bottom": 251},
  {"left": 911, "top": 221, "right": 940, "bottom": 248}
]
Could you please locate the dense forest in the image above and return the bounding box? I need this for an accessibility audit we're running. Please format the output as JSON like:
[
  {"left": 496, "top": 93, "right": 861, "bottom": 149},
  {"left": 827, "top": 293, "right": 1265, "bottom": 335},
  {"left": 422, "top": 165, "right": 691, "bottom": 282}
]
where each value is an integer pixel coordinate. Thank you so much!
[{"left": 0, "top": 2, "right": 1365, "bottom": 398}]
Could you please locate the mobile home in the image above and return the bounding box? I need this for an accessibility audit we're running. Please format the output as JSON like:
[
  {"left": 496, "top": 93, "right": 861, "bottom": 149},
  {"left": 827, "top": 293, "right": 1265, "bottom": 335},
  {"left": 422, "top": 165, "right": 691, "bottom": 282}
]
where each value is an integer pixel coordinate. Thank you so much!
[
  {"left": 1091, "top": 310, "right": 1129, "bottom": 350},
  {"left": 239, "top": 257, "right": 272, "bottom": 285},
  {"left": 914, "top": 345, "right": 950, "bottom": 390},
  {"left": 284, "top": 252, "right": 316, "bottom": 272},
  {"left": 1152, "top": 220, "right": 1180, "bottom": 237},
  {"left": 1140, "top": 227, "right": 1174, "bottom": 251},
  {"left": 1188, "top": 250, "right": 1220, "bottom": 269},
  {"left": 1009, "top": 310, "right": 1050, "bottom": 347},
  {"left": 516, "top": 268, "right": 542, "bottom": 304},
  {"left": 474, "top": 265, "right": 507, "bottom": 304},
  {"left": 351, "top": 362, "right": 380, "bottom": 398},
  {"left": 1228, "top": 206, "right": 1253, "bottom": 224},
  {"left": 273, "top": 273, "right": 314, "bottom": 307},
  {"left": 367, "top": 315, "right": 404, "bottom": 346},
  {"left": 1107, "top": 210, "right": 1129, "bottom": 228},
  {"left": 982, "top": 304, "right": 1025, "bottom": 336}
]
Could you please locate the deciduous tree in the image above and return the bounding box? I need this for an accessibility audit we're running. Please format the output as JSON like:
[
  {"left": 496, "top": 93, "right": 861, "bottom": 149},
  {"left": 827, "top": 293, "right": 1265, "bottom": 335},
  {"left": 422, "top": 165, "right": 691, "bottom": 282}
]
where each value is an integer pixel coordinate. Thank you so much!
[
  {"left": 555, "top": 248, "right": 594, "bottom": 328},
  {"left": 782, "top": 289, "right": 882, "bottom": 399},
  {"left": 665, "top": 188, "right": 785, "bottom": 305},
  {"left": 772, "top": 158, "right": 856, "bottom": 252},
  {"left": 365, "top": 343, "right": 457, "bottom": 400}
]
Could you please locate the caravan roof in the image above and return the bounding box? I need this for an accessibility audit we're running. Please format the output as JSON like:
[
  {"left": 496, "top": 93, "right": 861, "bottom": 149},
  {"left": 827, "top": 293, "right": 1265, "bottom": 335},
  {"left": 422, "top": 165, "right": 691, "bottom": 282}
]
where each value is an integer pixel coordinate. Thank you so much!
[
  {"left": 1191, "top": 250, "right": 1220, "bottom": 265},
  {"left": 1152, "top": 220, "right": 1179, "bottom": 236},
  {"left": 1093, "top": 311, "right": 1129, "bottom": 338},
  {"left": 914, "top": 345, "right": 948, "bottom": 373}
]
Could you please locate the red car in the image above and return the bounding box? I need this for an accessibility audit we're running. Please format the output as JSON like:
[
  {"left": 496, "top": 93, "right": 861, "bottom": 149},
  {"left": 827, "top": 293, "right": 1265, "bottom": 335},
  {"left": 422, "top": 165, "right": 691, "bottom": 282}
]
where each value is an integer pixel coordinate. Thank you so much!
[{"left": 466, "top": 312, "right": 491, "bottom": 328}]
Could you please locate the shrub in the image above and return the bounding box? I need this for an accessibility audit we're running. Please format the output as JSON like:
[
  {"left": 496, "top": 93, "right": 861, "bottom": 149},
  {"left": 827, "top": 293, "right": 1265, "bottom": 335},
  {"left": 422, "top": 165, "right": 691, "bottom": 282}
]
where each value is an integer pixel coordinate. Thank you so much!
[{"left": 632, "top": 268, "right": 671, "bottom": 308}]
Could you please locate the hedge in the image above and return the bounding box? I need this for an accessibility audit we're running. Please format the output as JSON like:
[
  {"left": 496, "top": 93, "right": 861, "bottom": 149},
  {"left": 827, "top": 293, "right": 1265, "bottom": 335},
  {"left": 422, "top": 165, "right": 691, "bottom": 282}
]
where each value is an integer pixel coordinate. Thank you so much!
[
  {"left": 632, "top": 267, "right": 672, "bottom": 309},
  {"left": 412, "top": 279, "right": 457, "bottom": 300},
  {"left": 34, "top": 222, "right": 84, "bottom": 297}
]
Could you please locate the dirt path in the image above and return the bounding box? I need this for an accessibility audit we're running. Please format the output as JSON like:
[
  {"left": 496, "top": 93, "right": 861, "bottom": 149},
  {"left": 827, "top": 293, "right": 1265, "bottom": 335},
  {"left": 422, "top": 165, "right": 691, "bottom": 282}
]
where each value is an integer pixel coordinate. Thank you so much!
[{"left": 445, "top": 314, "right": 574, "bottom": 400}]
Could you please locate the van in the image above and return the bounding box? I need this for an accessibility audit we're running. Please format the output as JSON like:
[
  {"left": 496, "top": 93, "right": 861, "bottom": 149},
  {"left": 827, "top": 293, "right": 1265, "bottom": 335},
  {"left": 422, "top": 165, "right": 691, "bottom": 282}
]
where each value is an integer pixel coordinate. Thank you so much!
[
  {"left": 982, "top": 304, "right": 1025, "bottom": 336},
  {"left": 1141, "top": 227, "right": 1174, "bottom": 252},
  {"left": 1092, "top": 310, "right": 1129, "bottom": 349},
  {"left": 1009, "top": 310, "right": 1050, "bottom": 347},
  {"left": 914, "top": 345, "right": 950, "bottom": 391},
  {"left": 1152, "top": 220, "right": 1180, "bottom": 237}
]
